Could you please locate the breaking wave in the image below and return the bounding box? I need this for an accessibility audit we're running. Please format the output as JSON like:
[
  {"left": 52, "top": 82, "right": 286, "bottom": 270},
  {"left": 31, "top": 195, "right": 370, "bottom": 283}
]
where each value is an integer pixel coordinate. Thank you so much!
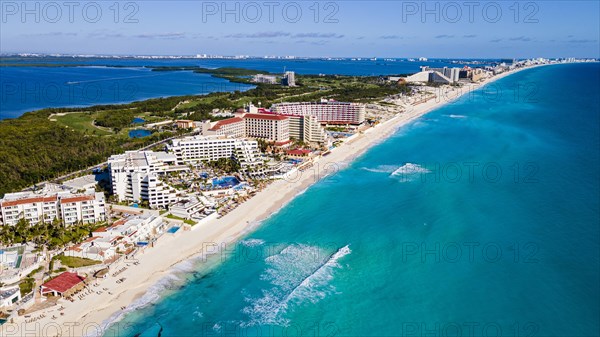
[
  {"left": 361, "top": 163, "right": 430, "bottom": 182},
  {"left": 242, "top": 244, "right": 351, "bottom": 327},
  {"left": 361, "top": 165, "right": 399, "bottom": 174},
  {"left": 390, "top": 163, "right": 430, "bottom": 182},
  {"left": 240, "top": 238, "right": 266, "bottom": 247}
]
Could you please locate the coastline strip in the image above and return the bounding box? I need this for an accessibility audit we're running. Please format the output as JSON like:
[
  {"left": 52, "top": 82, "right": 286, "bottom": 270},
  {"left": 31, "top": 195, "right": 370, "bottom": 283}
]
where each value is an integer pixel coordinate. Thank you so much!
[{"left": 1, "top": 64, "right": 550, "bottom": 337}]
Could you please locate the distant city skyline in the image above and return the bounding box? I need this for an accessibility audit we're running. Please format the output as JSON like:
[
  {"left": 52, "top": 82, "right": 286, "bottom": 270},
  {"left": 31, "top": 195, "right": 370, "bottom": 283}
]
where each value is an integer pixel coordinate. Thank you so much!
[{"left": 1, "top": 1, "right": 599, "bottom": 58}]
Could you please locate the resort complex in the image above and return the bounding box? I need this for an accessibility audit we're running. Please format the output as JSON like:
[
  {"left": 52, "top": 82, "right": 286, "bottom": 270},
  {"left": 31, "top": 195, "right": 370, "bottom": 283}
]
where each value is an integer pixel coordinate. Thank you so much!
[
  {"left": 271, "top": 100, "right": 366, "bottom": 125},
  {"left": 0, "top": 57, "right": 596, "bottom": 334}
]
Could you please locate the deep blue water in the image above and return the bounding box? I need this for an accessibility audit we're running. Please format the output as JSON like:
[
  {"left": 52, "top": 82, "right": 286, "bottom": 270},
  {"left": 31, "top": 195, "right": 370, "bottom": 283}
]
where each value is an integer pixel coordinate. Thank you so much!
[
  {"left": 212, "top": 176, "right": 240, "bottom": 188},
  {"left": 128, "top": 129, "right": 152, "bottom": 138},
  {"left": 103, "top": 63, "right": 600, "bottom": 336},
  {"left": 2, "top": 57, "right": 481, "bottom": 74},
  {"left": 0, "top": 66, "right": 253, "bottom": 119},
  {"left": 0, "top": 57, "right": 477, "bottom": 119}
]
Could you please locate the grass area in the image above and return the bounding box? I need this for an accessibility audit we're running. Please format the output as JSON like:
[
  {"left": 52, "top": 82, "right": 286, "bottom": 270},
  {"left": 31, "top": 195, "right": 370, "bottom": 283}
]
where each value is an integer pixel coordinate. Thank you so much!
[
  {"left": 19, "top": 277, "right": 35, "bottom": 297},
  {"left": 166, "top": 214, "right": 196, "bottom": 225},
  {"left": 54, "top": 113, "right": 112, "bottom": 135},
  {"left": 55, "top": 255, "right": 101, "bottom": 268},
  {"left": 27, "top": 266, "right": 44, "bottom": 278},
  {"left": 165, "top": 214, "right": 185, "bottom": 221},
  {"left": 177, "top": 94, "right": 230, "bottom": 110}
]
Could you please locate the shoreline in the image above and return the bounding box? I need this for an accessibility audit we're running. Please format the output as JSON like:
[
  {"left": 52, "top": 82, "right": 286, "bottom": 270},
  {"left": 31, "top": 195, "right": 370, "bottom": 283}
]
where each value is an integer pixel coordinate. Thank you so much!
[
  {"left": 0, "top": 67, "right": 255, "bottom": 122},
  {"left": 0, "top": 63, "right": 553, "bottom": 336}
]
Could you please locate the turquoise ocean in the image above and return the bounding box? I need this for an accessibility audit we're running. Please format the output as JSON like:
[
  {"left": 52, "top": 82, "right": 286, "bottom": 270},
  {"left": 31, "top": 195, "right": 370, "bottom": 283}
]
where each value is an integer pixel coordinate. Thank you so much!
[{"left": 100, "top": 63, "right": 600, "bottom": 337}]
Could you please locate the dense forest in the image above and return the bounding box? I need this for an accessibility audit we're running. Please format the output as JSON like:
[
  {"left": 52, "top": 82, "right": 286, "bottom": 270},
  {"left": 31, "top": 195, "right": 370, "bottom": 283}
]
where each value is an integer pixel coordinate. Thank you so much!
[{"left": 0, "top": 107, "right": 173, "bottom": 196}]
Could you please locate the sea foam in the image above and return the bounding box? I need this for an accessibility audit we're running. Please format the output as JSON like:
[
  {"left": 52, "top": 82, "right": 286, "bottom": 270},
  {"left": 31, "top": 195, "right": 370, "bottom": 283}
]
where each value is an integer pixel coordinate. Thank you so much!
[
  {"left": 240, "top": 238, "right": 266, "bottom": 247},
  {"left": 242, "top": 244, "right": 351, "bottom": 327},
  {"left": 390, "top": 163, "right": 430, "bottom": 182},
  {"left": 445, "top": 114, "right": 467, "bottom": 119}
]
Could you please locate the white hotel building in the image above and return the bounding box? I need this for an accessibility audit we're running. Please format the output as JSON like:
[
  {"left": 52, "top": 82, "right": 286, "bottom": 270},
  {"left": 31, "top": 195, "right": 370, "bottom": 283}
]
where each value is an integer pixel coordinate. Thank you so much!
[
  {"left": 108, "top": 151, "right": 186, "bottom": 209},
  {"left": 60, "top": 193, "right": 107, "bottom": 226},
  {"left": 243, "top": 113, "right": 290, "bottom": 143},
  {"left": 207, "top": 117, "right": 246, "bottom": 138},
  {"left": 168, "top": 136, "right": 263, "bottom": 168},
  {"left": 0, "top": 186, "right": 105, "bottom": 226},
  {"left": 271, "top": 101, "right": 366, "bottom": 125},
  {"left": 201, "top": 113, "right": 290, "bottom": 144}
]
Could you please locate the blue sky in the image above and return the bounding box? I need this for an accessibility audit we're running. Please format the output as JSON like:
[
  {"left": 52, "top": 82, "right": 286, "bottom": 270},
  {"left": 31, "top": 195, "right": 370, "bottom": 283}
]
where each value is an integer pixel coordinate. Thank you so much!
[{"left": 1, "top": 1, "right": 598, "bottom": 58}]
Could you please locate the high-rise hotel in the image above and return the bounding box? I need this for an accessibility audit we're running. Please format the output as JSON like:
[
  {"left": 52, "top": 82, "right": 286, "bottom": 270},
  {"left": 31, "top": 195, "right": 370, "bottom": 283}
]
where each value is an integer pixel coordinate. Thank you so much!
[
  {"left": 108, "top": 151, "right": 185, "bottom": 209},
  {"left": 271, "top": 100, "right": 366, "bottom": 125}
]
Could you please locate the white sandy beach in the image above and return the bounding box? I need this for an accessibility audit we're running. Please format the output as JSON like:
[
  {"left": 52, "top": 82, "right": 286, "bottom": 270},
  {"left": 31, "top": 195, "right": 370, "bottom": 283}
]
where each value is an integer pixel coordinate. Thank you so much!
[{"left": 0, "top": 65, "right": 544, "bottom": 337}]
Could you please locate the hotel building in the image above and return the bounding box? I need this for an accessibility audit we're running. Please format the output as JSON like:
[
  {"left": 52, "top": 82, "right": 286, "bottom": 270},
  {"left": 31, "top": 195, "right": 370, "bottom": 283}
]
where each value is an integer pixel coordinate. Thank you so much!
[
  {"left": 271, "top": 101, "right": 366, "bottom": 125},
  {"left": 0, "top": 186, "right": 106, "bottom": 226},
  {"left": 108, "top": 151, "right": 186, "bottom": 209},
  {"left": 252, "top": 74, "right": 278, "bottom": 84},
  {"left": 168, "top": 136, "right": 263, "bottom": 168},
  {"left": 59, "top": 193, "right": 107, "bottom": 226},
  {"left": 406, "top": 66, "right": 462, "bottom": 84},
  {"left": 201, "top": 113, "right": 290, "bottom": 144},
  {"left": 281, "top": 71, "right": 296, "bottom": 86},
  {"left": 287, "top": 115, "right": 327, "bottom": 143},
  {"left": 175, "top": 120, "right": 196, "bottom": 129},
  {"left": 207, "top": 117, "right": 246, "bottom": 138},
  {"left": 243, "top": 113, "right": 290, "bottom": 143}
]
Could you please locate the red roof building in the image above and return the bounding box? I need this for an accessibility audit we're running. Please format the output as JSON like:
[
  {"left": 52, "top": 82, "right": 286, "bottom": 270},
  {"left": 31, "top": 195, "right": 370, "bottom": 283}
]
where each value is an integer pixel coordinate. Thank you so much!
[
  {"left": 286, "top": 149, "right": 312, "bottom": 157},
  {"left": 244, "top": 113, "right": 288, "bottom": 121},
  {"left": 40, "top": 272, "right": 86, "bottom": 296},
  {"left": 1, "top": 196, "right": 58, "bottom": 207},
  {"left": 60, "top": 195, "right": 95, "bottom": 204},
  {"left": 209, "top": 117, "right": 244, "bottom": 131}
]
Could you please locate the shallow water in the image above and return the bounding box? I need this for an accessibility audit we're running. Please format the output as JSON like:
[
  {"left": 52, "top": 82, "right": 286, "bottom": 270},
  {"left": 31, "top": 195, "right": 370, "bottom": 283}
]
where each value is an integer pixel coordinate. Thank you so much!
[{"left": 106, "top": 63, "right": 599, "bottom": 336}]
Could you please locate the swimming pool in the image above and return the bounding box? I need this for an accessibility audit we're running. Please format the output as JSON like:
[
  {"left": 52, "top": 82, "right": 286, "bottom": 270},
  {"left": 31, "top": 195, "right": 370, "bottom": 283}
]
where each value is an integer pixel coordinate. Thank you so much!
[
  {"left": 128, "top": 129, "right": 152, "bottom": 138},
  {"left": 167, "top": 226, "right": 180, "bottom": 233},
  {"left": 212, "top": 176, "right": 240, "bottom": 188}
]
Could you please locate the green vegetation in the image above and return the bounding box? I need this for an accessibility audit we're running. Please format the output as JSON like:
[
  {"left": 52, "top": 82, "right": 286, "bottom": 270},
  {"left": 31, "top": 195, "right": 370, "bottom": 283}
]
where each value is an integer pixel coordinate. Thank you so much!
[
  {"left": 94, "top": 110, "right": 138, "bottom": 130},
  {"left": 0, "top": 106, "right": 176, "bottom": 196},
  {"left": 165, "top": 214, "right": 185, "bottom": 221},
  {"left": 54, "top": 255, "right": 100, "bottom": 268},
  {"left": 165, "top": 214, "right": 195, "bottom": 225},
  {"left": 27, "top": 266, "right": 44, "bottom": 278},
  {"left": 0, "top": 69, "right": 413, "bottom": 196},
  {"left": 0, "top": 218, "right": 101, "bottom": 250},
  {"left": 205, "top": 157, "right": 241, "bottom": 174},
  {"left": 19, "top": 277, "right": 35, "bottom": 297},
  {"left": 54, "top": 112, "right": 112, "bottom": 135}
]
